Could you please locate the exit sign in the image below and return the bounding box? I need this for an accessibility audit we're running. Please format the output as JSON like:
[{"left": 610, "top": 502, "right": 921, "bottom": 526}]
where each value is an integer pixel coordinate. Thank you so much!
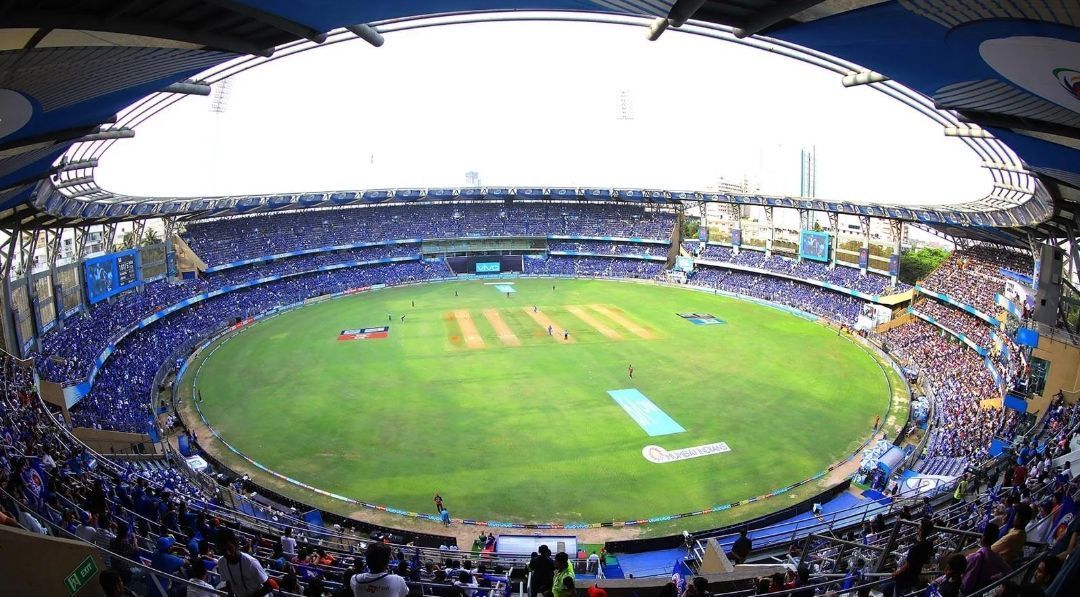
[{"left": 65, "top": 556, "right": 98, "bottom": 595}]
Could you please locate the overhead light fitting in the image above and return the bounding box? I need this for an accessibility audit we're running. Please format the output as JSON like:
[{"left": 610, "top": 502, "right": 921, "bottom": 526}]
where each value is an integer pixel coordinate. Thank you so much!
[
  {"left": 944, "top": 127, "right": 994, "bottom": 139},
  {"left": 346, "top": 24, "right": 384, "bottom": 47},
  {"left": 842, "top": 71, "right": 889, "bottom": 87}
]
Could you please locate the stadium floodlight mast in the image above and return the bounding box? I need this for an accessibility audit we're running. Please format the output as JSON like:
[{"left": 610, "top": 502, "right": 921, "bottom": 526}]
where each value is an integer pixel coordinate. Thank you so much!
[
  {"left": 345, "top": 24, "right": 385, "bottom": 47},
  {"left": 841, "top": 71, "right": 889, "bottom": 87}
]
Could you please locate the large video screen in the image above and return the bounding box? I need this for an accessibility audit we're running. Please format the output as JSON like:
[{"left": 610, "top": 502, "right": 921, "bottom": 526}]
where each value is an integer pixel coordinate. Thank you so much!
[
  {"left": 799, "top": 231, "right": 831, "bottom": 262},
  {"left": 475, "top": 262, "right": 501, "bottom": 273},
  {"left": 84, "top": 249, "right": 142, "bottom": 303}
]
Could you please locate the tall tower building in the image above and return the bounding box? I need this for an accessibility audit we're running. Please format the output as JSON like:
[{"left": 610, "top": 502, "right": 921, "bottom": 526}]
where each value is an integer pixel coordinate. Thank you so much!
[
  {"left": 800, "top": 146, "right": 816, "bottom": 198},
  {"left": 465, "top": 171, "right": 481, "bottom": 187}
]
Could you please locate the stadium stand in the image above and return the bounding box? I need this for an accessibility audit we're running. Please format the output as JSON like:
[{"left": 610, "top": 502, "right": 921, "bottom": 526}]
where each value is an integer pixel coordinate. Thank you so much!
[
  {"left": 919, "top": 246, "right": 1033, "bottom": 316},
  {"left": 911, "top": 298, "right": 993, "bottom": 349},
  {"left": 884, "top": 321, "right": 1009, "bottom": 466},
  {"left": 4, "top": 345, "right": 1076, "bottom": 596},
  {"left": 693, "top": 244, "right": 911, "bottom": 295},
  {"left": 3, "top": 205, "right": 1074, "bottom": 596},
  {"left": 687, "top": 268, "right": 867, "bottom": 323},
  {"left": 182, "top": 204, "right": 677, "bottom": 267}
]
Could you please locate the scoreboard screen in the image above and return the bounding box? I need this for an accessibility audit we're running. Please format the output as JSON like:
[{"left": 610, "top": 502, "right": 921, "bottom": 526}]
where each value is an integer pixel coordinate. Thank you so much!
[
  {"left": 117, "top": 253, "right": 138, "bottom": 286},
  {"left": 799, "top": 231, "right": 831, "bottom": 262},
  {"left": 84, "top": 249, "right": 142, "bottom": 303}
]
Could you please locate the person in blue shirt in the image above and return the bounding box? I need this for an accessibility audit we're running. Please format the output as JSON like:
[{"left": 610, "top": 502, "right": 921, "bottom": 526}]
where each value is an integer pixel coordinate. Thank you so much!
[{"left": 148, "top": 536, "right": 185, "bottom": 597}]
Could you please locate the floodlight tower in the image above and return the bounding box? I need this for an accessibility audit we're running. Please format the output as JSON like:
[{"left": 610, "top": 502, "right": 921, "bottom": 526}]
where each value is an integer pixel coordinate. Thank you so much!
[
  {"left": 209, "top": 79, "right": 232, "bottom": 114},
  {"left": 209, "top": 79, "right": 232, "bottom": 189},
  {"left": 616, "top": 90, "right": 635, "bottom": 121}
]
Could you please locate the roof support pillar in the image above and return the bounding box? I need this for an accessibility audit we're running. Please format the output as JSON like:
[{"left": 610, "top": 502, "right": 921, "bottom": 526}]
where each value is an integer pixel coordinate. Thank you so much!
[
  {"left": 828, "top": 212, "right": 839, "bottom": 269},
  {"left": 0, "top": 232, "right": 19, "bottom": 354},
  {"left": 102, "top": 223, "right": 118, "bottom": 253},
  {"left": 859, "top": 215, "right": 871, "bottom": 275},
  {"left": 764, "top": 206, "right": 774, "bottom": 258},
  {"left": 889, "top": 220, "right": 904, "bottom": 288}
]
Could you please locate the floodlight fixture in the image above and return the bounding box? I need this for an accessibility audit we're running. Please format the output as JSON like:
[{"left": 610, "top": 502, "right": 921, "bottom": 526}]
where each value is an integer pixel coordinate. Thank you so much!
[
  {"left": 944, "top": 126, "right": 993, "bottom": 139},
  {"left": 980, "top": 162, "right": 1029, "bottom": 175},
  {"left": 993, "top": 182, "right": 1032, "bottom": 194},
  {"left": 163, "top": 80, "right": 212, "bottom": 96},
  {"left": 842, "top": 71, "right": 889, "bottom": 87},
  {"left": 346, "top": 24, "right": 384, "bottom": 47},
  {"left": 646, "top": 17, "right": 669, "bottom": 41},
  {"left": 79, "top": 128, "right": 134, "bottom": 142},
  {"left": 57, "top": 159, "right": 99, "bottom": 172}
]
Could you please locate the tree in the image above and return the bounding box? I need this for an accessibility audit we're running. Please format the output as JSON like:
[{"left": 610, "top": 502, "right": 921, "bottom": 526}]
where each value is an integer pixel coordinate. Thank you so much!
[
  {"left": 142, "top": 228, "right": 161, "bottom": 246},
  {"left": 118, "top": 230, "right": 138, "bottom": 250},
  {"left": 812, "top": 222, "right": 823, "bottom": 232},
  {"left": 899, "top": 247, "right": 950, "bottom": 285},
  {"left": 682, "top": 219, "right": 700, "bottom": 239}
]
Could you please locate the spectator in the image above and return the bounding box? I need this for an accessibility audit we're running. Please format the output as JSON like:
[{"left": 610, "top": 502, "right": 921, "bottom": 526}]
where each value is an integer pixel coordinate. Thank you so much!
[
  {"left": 552, "top": 552, "right": 575, "bottom": 597},
  {"left": 1030, "top": 555, "right": 1062, "bottom": 591},
  {"left": 149, "top": 536, "right": 186, "bottom": 597},
  {"left": 934, "top": 553, "right": 967, "bottom": 597},
  {"left": 784, "top": 566, "right": 813, "bottom": 597},
  {"left": 993, "top": 503, "right": 1033, "bottom": 565},
  {"left": 730, "top": 527, "right": 752, "bottom": 564},
  {"left": 99, "top": 569, "right": 127, "bottom": 597},
  {"left": 187, "top": 558, "right": 217, "bottom": 597},
  {"left": 586, "top": 551, "right": 600, "bottom": 574},
  {"left": 108, "top": 521, "right": 138, "bottom": 583},
  {"left": 281, "top": 527, "right": 297, "bottom": 557},
  {"left": 0, "top": 506, "right": 16, "bottom": 527},
  {"left": 305, "top": 578, "right": 328, "bottom": 597},
  {"left": 691, "top": 577, "right": 710, "bottom": 597},
  {"left": 454, "top": 571, "right": 478, "bottom": 597},
  {"left": 962, "top": 523, "right": 1011, "bottom": 593},
  {"left": 528, "top": 545, "right": 554, "bottom": 597},
  {"left": 890, "top": 518, "right": 936, "bottom": 597},
  {"left": 349, "top": 542, "right": 409, "bottom": 597},
  {"left": 216, "top": 528, "right": 273, "bottom": 597}
]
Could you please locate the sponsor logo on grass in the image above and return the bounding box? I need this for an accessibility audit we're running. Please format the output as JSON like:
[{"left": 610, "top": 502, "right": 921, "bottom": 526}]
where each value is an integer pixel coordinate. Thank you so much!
[
  {"left": 642, "top": 441, "right": 731, "bottom": 463},
  {"left": 677, "top": 312, "right": 726, "bottom": 325},
  {"left": 338, "top": 326, "right": 389, "bottom": 341}
]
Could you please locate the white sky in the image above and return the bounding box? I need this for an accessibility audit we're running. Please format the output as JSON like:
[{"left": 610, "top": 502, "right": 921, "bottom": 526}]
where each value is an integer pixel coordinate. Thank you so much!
[{"left": 95, "top": 20, "right": 991, "bottom": 206}]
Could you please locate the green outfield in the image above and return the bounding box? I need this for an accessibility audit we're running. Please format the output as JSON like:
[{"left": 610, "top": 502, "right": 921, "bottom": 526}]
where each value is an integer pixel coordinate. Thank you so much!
[{"left": 190, "top": 278, "right": 891, "bottom": 526}]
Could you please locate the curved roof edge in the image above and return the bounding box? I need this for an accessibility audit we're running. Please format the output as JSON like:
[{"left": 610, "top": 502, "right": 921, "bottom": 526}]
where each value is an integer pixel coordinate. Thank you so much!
[
  {"left": 1, "top": 6, "right": 1074, "bottom": 247},
  {"left": 28, "top": 178, "right": 1057, "bottom": 232}
]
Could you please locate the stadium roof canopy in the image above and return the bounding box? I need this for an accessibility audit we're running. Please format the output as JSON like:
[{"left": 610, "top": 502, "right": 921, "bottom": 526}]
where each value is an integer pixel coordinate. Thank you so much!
[{"left": 0, "top": 1, "right": 1078, "bottom": 246}]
